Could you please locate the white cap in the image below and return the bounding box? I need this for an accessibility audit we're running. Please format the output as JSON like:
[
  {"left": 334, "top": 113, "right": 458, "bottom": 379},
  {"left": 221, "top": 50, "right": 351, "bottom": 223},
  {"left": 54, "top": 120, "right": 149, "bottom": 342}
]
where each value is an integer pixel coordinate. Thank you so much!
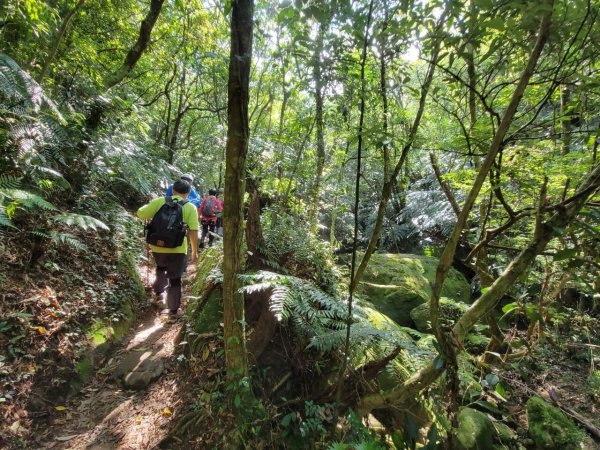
[{"left": 181, "top": 173, "right": 194, "bottom": 183}]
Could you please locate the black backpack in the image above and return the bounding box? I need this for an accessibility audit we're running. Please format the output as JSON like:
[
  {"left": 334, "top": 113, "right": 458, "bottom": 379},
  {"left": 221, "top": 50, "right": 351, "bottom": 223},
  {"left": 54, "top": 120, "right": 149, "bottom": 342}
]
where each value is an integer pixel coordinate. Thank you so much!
[{"left": 145, "top": 197, "right": 189, "bottom": 248}]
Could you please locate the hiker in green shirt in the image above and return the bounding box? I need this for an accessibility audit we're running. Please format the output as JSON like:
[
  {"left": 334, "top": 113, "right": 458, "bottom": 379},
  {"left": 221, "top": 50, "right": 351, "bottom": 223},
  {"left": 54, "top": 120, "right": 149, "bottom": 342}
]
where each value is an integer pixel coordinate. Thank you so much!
[{"left": 137, "top": 180, "right": 199, "bottom": 320}]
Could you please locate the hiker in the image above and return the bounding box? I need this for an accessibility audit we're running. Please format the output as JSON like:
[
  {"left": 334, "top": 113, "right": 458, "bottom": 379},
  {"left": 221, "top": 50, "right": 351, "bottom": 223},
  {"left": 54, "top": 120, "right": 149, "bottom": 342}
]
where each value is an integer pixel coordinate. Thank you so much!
[
  {"left": 216, "top": 188, "right": 224, "bottom": 236},
  {"left": 199, "top": 188, "right": 222, "bottom": 248},
  {"left": 137, "top": 179, "right": 199, "bottom": 321},
  {"left": 166, "top": 173, "right": 201, "bottom": 207}
]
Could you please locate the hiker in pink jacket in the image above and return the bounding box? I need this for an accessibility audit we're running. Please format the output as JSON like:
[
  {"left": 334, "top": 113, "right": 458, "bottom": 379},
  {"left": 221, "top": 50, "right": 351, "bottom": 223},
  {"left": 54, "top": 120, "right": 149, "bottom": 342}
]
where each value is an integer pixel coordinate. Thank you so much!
[{"left": 198, "top": 189, "right": 222, "bottom": 248}]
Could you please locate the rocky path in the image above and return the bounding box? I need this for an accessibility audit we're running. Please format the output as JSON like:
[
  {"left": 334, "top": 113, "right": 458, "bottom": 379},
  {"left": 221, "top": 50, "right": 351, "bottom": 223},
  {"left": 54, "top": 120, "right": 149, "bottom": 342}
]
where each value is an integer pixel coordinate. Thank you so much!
[{"left": 30, "top": 268, "right": 196, "bottom": 450}]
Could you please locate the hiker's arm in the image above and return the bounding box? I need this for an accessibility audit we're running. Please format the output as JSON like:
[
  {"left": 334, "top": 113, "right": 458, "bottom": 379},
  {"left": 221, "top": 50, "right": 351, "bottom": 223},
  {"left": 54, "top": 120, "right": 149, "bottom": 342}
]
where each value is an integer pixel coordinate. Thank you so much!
[
  {"left": 137, "top": 198, "right": 160, "bottom": 220},
  {"left": 189, "top": 230, "right": 198, "bottom": 261}
]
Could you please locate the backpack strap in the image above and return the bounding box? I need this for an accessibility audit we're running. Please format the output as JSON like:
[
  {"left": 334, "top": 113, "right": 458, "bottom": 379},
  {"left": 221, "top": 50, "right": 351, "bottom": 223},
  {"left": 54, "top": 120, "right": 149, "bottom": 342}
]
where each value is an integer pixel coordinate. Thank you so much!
[{"left": 165, "top": 196, "right": 188, "bottom": 206}]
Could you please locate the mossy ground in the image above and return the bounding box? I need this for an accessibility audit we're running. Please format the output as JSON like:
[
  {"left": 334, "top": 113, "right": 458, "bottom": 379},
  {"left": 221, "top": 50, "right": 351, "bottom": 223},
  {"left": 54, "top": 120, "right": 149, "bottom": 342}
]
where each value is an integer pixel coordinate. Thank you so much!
[{"left": 526, "top": 396, "right": 586, "bottom": 449}]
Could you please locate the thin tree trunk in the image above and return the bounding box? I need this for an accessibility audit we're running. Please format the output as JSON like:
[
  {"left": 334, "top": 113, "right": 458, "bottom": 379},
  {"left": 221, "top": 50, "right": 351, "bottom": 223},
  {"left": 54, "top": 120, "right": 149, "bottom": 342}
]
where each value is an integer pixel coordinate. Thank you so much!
[
  {"left": 334, "top": 0, "right": 375, "bottom": 417},
  {"left": 429, "top": 5, "right": 554, "bottom": 342},
  {"left": 168, "top": 68, "right": 188, "bottom": 158},
  {"left": 560, "top": 85, "right": 572, "bottom": 155},
  {"left": 223, "top": 0, "right": 254, "bottom": 381},
  {"left": 380, "top": 12, "right": 390, "bottom": 181},
  {"left": 349, "top": 4, "right": 450, "bottom": 293},
  {"left": 104, "top": 0, "right": 165, "bottom": 90},
  {"left": 37, "top": 0, "right": 86, "bottom": 83},
  {"left": 307, "top": 19, "right": 328, "bottom": 229}
]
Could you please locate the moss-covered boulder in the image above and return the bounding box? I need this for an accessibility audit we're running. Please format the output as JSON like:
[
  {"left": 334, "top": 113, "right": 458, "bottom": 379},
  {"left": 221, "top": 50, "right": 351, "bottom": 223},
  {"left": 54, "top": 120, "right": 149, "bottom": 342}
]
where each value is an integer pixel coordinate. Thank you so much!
[
  {"left": 455, "top": 407, "right": 495, "bottom": 450},
  {"left": 187, "top": 247, "right": 223, "bottom": 335},
  {"left": 410, "top": 297, "right": 469, "bottom": 332},
  {"left": 493, "top": 421, "right": 516, "bottom": 446},
  {"left": 527, "top": 396, "right": 584, "bottom": 449},
  {"left": 357, "top": 254, "right": 470, "bottom": 327},
  {"left": 360, "top": 304, "right": 417, "bottom": 386}
]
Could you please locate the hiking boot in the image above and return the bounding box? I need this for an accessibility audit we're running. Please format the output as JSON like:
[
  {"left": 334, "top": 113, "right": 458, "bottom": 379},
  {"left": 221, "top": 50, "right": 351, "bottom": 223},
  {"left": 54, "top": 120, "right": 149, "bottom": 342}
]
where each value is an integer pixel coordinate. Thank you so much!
[
  {"left": 151, "top": 292, "right": 166, "bottom": 308},
  {"left": 167, "top": 310, "right": 180, "bottom": 323}
]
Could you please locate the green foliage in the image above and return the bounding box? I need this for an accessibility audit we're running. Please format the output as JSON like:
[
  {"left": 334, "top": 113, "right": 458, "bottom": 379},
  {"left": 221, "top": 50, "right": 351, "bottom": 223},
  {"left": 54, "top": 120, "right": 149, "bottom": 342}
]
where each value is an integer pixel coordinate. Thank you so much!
[
  {"left": 52, "top": 213, "right": 109, "bottom": 231},
  {"left": 586, "top": 370, "right": 600, "bottom": 398},
  {"left": 280, "top": 401, "right": 335, "bottom": 445},
  {"left": 260, "top": 209, "right": 341, "bottom": 294}
]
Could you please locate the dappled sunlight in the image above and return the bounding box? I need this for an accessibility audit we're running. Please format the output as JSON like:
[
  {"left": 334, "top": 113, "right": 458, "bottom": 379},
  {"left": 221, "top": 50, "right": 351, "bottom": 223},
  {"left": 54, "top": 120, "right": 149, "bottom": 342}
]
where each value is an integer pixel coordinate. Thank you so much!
[{"left": 126, "top": 320, "right": 165, "bottom": 351}]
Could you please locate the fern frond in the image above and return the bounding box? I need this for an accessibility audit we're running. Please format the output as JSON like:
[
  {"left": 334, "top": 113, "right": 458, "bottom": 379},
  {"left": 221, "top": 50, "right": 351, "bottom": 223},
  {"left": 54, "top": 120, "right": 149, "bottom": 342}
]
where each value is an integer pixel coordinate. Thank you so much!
[
  {"left": 0, "top": 54, "right": 62, "bottom": 120},
  {"left": 207, "top": 268, "right": 224, "bottom": 283},
  {"left": 30, "top": 230, "right": 51, "bottom": 239},
  {"left": 0, "top": 209, "right": 15, "bottom": 228},
  {"left": 240, "top": 282, "right": 275, "bottom": 295},
  {"left": 49, "top": 231, "right": 87, "bottom": 251},
  {"left": 308, "top": 323, "right": 403, "bottom": 353},
  {"left": 0, "top": 175, "right": 20, "bottom": 190},
  {"left": 52, "top": 213, "right": 110, "bottom": 231},
  {"left": 269, "top": 285, "right": 289, "bottom": 321},
  {"left": 3, "top": 189, "right": 56, "bottom": 211}
]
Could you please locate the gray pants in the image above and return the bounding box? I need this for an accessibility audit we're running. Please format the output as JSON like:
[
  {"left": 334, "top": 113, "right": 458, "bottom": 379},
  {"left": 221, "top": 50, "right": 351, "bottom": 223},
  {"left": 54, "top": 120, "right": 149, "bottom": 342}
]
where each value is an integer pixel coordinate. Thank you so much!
[{"left": 152, "top": 252, "right": 186, "bottom": 312}]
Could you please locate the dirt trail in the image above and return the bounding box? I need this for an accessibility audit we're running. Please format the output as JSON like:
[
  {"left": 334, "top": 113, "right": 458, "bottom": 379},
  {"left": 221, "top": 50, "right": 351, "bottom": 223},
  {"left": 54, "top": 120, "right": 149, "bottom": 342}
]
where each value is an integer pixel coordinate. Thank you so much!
[{"left": 30, "top": 268, "right": 197, "bottom": 450}]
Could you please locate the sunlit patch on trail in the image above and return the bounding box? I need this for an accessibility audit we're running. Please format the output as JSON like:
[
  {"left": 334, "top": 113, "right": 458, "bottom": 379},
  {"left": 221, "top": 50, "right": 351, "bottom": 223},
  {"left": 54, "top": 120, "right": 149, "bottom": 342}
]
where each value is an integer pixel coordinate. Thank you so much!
[{"left": 125, "top": 320, "right": 164, "bottom": 350}]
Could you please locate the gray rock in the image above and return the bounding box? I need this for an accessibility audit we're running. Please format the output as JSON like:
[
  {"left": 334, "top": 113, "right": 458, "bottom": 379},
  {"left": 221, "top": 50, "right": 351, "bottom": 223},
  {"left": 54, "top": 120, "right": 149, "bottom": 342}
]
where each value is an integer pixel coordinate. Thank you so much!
[{"left": 113, "top": 351, "right": 164, "bottom": 390}]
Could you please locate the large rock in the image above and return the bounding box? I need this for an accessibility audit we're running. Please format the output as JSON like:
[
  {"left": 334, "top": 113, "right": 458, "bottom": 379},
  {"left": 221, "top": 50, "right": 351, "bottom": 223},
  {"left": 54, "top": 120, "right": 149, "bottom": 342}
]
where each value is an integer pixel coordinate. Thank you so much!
[
  {"left": 114, "top": 350, "right": 164, "bottom": 390},
  {"left": 357, "top": 254, "right": 470, "bottom": 327},
  {"left": 455, "top": 407, "right": 495, "bottom": 450},
  {"left": 410, "top": 297, "right": 469, "bottom": 332},
  {"left": 527, "top": 396, "right": 584, "bottom": 449}
]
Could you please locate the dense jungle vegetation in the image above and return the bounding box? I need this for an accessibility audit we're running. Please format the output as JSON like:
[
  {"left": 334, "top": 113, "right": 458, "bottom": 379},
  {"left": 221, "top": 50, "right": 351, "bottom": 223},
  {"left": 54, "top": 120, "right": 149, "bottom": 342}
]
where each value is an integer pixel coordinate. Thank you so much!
[{"left": 1, "top": 0, "right": 600, "bottom": 448}]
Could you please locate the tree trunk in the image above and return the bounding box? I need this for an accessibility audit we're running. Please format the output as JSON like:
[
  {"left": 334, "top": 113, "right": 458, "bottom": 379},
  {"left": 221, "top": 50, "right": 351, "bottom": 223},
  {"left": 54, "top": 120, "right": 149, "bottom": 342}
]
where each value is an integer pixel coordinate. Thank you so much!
[
  {"left": 560, "top": 85, "right": 572, "bottom": 155},
  {"left": 104, "top": 0, "right": 166, "bottom": 90},
  {"left": 37, "top": 0, "right": 86, "bottom": 83},
  {"left": 223, "top": 0, "right": 254, "bottom": 381},
  {"left": 245, "top": 178, "right": 265, "bottom": 269},
  {"left": 429, "top": 4, "right": 554, "bottom": 342},
  {"left": 334, "top": 0, "right": 375, "bottom": 415},
  {"left": 307, "top": 19, "right": 328, "bottom": 230},
  {"left": 348, "top": 4, "right": 450, "bottom": 293},
  {"left": 168, "top": 68, "right": 188, "bottom": 160}
]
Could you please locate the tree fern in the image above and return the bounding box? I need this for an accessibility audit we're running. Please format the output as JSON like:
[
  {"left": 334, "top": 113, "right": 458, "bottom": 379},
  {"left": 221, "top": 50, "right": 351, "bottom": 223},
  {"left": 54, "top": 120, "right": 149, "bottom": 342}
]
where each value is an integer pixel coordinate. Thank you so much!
[{"left": 239, "top": 271, "right": 420, "bottom": 361}]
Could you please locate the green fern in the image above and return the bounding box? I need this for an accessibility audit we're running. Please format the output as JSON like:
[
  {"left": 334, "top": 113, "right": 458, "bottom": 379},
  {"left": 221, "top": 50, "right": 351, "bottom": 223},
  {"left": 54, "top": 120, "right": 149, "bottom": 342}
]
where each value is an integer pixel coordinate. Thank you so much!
[
  {"left": 2, "top": 189, "right": 56, "bottom": 212},
  {"left": 0, "top": 53, "right": 63, "bottom": 121},
  {"left": 239, "top": 271, "right": 419, "bottom": 362},
  {"left": 307, "top": 322, "right": 405, "bottom": 353},
  {"left": 49, "top": 231, "right": 87, "bottom": 251},
  {"left": 0, "top": 175, "right": 20, "bottom": 190},
  {"left": 240, "top": 271, "right": 346, "bottom": 325},
  {"left": 0, "top": 209, "right": 14, "bottom": 228},
  {"left": 52, "top": 213, "right": 110, "bottom": 231}
]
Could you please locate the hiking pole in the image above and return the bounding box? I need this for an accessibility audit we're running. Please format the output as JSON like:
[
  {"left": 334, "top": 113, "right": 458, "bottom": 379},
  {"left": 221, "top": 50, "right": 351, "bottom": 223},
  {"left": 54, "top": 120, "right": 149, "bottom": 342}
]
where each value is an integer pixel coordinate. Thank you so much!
[
  {"left": 146, "top": 243, "right": 150, "bottom": 286},
  {"left": 141, "top": 219, "right": 150, "bottom": 287}
]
